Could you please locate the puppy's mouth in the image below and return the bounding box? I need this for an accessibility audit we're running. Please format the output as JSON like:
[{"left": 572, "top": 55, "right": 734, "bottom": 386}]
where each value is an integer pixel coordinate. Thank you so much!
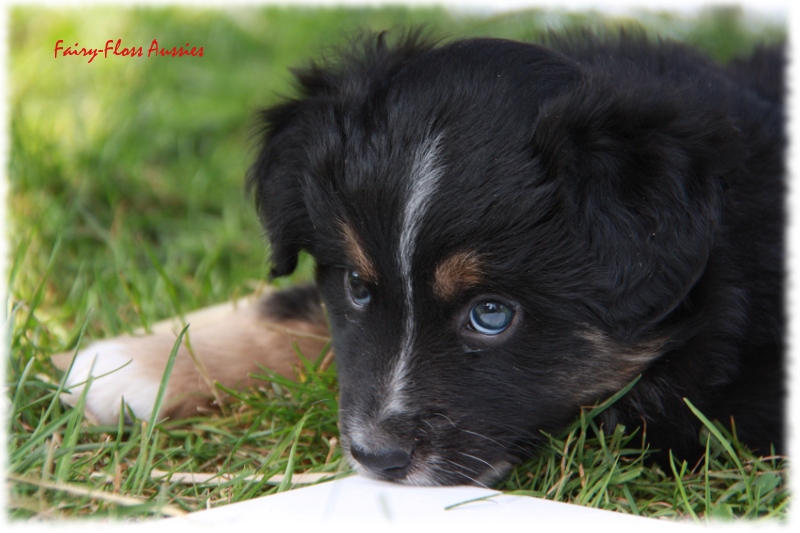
[{"left": 341, "top": 421, "right": 516, "bottom": 486}]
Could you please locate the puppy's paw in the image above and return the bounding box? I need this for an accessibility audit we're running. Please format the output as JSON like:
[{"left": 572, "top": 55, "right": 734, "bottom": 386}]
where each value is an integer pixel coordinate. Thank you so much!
[
  {"left": 56, "top": 340, "right": 162, "bottom": 425},
  {"left": 52, "top": 290, "right": 333, "bottom": 425}
]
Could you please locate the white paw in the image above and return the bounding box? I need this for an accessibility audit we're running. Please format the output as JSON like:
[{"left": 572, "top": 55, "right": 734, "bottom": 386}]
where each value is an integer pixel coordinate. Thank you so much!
[{"left": 61, "top": 340, "right": 160, "bottom": 424}]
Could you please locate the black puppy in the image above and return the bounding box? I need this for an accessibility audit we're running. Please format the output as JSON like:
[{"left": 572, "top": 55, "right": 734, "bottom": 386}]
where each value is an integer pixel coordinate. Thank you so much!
[{"left": 57, "top": 31, "right": 785, "bottom": 487}]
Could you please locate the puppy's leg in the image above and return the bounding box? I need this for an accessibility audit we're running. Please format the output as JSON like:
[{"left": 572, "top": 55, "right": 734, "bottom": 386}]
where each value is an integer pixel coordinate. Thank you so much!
[{"left": 51, "top": 286, "right": 329, "bottom": 424}]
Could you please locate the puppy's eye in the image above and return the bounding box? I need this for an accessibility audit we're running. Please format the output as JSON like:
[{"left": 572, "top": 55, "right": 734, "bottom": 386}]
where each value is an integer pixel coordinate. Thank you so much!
[
  {"left": 469, "top": 301, "right": 514, "bottom": 335},
  {"left": 346, "top": 270, "right": 371, "bottom": 306}
]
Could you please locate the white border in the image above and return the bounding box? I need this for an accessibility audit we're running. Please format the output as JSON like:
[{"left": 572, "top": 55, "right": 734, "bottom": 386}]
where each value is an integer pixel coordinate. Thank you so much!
[{"left": 1, "top": 2, "right": 795, "bottom": 532}]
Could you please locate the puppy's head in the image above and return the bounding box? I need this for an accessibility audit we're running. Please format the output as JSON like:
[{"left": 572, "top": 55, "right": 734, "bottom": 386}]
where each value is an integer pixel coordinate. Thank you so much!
[{"left": 249, "top": 33, "right": 734, "bottom": 485}]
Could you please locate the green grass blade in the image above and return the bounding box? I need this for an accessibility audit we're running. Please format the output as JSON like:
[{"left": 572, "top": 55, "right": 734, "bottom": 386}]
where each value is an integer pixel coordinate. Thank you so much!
[
  {"left": 276, "top": 410, "right": 312, "bottom": 494},
  {"left": 683, "top": 398, "right": 752, "bottom": 503},
  {"left": 669, "top": 450, "right": 699, "bottom": 521}
]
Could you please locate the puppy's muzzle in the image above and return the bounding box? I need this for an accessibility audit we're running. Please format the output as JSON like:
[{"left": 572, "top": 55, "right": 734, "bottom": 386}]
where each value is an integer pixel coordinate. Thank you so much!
[{"left": 350, "top": 442, "right": 415, "bottom": 480}]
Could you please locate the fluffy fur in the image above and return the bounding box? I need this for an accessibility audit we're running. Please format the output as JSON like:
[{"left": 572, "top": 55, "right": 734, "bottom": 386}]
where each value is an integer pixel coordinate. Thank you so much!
[{"left": 56, "top": 31, "right": 785, "bottom": 487}]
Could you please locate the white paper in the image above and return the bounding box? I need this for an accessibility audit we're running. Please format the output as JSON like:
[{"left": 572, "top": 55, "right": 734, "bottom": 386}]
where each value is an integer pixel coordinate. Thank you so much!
[{"left": 166, "top": 475, "right": 695, "bottom": 530}]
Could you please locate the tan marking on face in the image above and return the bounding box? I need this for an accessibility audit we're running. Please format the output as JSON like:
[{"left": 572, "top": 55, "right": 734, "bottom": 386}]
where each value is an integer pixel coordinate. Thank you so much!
[
  {"left": 580, "top": 328, "right": 665, "bottom": 365},
  {"left": 433, "top": 251, "right": 483, "bottom": 299},
  {"left": 575, "top": 327, "right": 667, "bottom": 402},
  {"left": 340, "top": 222, "right": 377, "bottom": 283}
]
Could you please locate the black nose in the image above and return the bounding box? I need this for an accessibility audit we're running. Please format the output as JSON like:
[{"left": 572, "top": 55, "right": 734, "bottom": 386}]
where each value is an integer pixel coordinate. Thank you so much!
[{"left": 350, "top": 444, "right": 413, "bottom": 479}]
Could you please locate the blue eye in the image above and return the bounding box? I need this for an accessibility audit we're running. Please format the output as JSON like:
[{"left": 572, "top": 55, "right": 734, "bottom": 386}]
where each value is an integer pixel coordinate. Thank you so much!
[
  {"left": 469, "top": 301, "right": 514, "bottom": 335},
  {"left": 347, "top": 270, "right": 371, "bottom": 306}
]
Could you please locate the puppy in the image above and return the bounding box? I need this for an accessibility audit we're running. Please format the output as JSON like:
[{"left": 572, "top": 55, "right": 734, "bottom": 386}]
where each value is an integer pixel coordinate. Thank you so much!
[{"left": 55, "top": 31, "right": 785, "bottom": 487}]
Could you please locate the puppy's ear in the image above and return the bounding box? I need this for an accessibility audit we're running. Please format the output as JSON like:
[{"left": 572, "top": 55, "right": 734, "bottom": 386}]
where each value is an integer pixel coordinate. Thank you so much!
[
  {"left": 533, "top": 82, "right": 740, "bottom": 334},
  {"left": 247, "top": 32, "right": 436, "bottom": 279},
  {"left": 247, "top": 99, "right": 316, "bottom": 279}
]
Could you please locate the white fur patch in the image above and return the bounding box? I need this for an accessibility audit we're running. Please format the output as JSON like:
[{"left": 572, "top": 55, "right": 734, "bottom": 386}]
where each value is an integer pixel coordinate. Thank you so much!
[
  {"left": 60, "top": 341, "right": 160, "bottom": 425},
  {"left": 383, "top": 134, "right": 445, "bottom": 417}
]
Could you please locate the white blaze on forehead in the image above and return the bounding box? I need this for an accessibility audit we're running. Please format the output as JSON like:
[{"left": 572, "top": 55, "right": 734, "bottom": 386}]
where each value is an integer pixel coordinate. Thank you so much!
[{"left": 382, "top": 133, "right": 445, "bottom": 416}]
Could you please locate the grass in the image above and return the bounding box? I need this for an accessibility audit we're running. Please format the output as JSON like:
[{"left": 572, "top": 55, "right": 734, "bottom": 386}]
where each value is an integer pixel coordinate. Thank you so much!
[{"left": 6, "top": 5, "right": 788, "bottom": 522}]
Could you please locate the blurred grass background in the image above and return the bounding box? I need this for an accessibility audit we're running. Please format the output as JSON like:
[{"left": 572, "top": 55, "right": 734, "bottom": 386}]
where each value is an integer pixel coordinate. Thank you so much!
[{"left": 7, "top": 4, "right": 788, "bottom": 521}]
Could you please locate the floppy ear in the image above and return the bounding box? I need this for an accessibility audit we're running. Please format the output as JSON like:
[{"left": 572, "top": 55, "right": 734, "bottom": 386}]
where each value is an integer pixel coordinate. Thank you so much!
[
  {"left": 247, "top": 32, "right": 433, "bottom": 279},
  {"left": 533, "top": 82, "right": 739, "bottom": 335},
  {"left": 247, "top": 99, "right": 316, "bottom": 279}
]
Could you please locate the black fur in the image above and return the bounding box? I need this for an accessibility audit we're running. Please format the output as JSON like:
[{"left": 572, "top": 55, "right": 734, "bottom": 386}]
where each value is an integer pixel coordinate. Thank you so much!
[
  {"left": 248, "top": 31, "right": 784, "bottom": 485},
  {"left": 261, "top": 284, "right": 324, "bottom": 323}
]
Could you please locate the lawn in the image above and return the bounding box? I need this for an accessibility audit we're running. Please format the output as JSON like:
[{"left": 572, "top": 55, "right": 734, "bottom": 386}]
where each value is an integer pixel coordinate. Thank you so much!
[{"left": 6, "top": 4, "right": 788, "bottom": 521}]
